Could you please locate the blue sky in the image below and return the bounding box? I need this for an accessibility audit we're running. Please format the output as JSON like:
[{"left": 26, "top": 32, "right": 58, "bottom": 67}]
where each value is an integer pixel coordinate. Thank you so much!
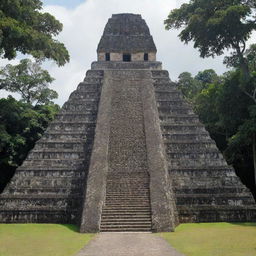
[{"left": 42, "top": 0, "right": 85, "bottom": 8}]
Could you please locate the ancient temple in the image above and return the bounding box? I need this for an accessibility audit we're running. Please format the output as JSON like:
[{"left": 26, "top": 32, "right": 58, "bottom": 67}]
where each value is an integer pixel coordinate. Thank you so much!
[{"left": 0, "top": 14, "right": 255, "bottom": 232}]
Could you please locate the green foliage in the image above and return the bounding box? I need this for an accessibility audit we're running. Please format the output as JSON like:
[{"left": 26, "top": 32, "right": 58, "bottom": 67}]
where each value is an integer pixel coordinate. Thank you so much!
[
  {"left": 0, "top": 59, "right": 57, "bottom": 105},
  {"left": 176, "top": 72, "right": 199, "bottom": 99},
  {"left": 0, "top": 0, "right": 69, "bottom": 66},
  {"left": 0, "top": 96, "right": 59, "bottom": 191},
  {"left": 165, "top": 0, "right": 256, "bottom": 59},
  {"left": 176, "top": 69, "right": 219, "bottom": 101},
  {"left": 176, "top": 67, "right": 256, "bottom": 194}
]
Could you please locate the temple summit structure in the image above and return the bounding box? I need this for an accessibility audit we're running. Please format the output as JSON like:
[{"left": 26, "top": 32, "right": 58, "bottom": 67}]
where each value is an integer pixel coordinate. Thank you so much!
[{"left": 0, "top": 13, "right": 255, "bottom": 233}]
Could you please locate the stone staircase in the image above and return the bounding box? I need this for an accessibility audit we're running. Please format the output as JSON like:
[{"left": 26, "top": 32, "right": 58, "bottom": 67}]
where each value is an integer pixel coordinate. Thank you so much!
[{"left": 100, "top": 172, "right": 152, "bottom": 232}]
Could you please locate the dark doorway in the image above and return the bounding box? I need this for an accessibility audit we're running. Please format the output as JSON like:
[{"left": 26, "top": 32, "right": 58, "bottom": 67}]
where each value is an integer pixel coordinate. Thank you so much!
[
  {"left": 123, "top": 54, "right": 131, "bottom": 62},
  {"left": 144, "top": 53, "right": 149, "bottom": 61},
  {"left": 105, "top": 53, "right": 110, "bottom": 61}
]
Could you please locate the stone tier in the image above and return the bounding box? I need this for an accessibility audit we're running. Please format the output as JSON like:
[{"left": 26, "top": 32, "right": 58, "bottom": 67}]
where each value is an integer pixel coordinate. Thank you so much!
[
  {"left": 0, "top": 70, "right": 104, "bottom": 224},
  {"left": 152, "top": 70, "right": 256, "bottom": 223}
]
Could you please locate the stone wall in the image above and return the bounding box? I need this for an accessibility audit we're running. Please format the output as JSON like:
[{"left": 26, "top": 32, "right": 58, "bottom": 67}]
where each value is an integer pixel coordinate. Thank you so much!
[{"left": 97, "top": 52, "right": 156, "bottom": 61}]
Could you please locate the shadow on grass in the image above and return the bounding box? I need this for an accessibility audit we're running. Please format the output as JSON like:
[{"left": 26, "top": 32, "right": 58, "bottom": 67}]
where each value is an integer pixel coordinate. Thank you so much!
[
  {"left": 60, "top": 224, "right": 80, "bottom": 233},
  {"left": 229, "top": 222, "right": 256, "bottom": 227}
]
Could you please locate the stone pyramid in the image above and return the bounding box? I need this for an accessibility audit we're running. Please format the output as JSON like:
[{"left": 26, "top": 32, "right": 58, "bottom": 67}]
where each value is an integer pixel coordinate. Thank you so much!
[{"left": 0, "top": 13, "right": 255, "bottom": 232}]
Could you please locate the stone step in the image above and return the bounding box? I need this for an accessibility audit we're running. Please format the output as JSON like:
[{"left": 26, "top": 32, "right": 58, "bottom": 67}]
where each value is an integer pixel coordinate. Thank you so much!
[
  {"left": 106, "top": 191, "right": 150, "bottom": 194},
  {"left": 168, "top": 158, "right": 227, "bottom": 168},
  {"left": 105, "top": 201, "right": 150, "bottom": 204},
  {"left": 101, "top": 222, "right": 152, "bottom": 228},
  {"left": 54, "top": 113, "right": 97, "bottom": 122},
  {"left": 167, "top": 151, "right": 224, "bottom": 159},
  {"left": 106, "top": 184, "right": 150, "bottom": 187},
  {"left": 152, "top": 78, "right": 171, "bottom": 84},
  {"left": 5, "top": 176, "right": 83, "bottom": 187},
  {"left": 151, "top": 70, "right": 169, "bottom": 78},
  {"left": 35, "top": 142, "right": 86, "bottom": 151},
  {"left": 0, "top": 211, "right": 77, "bottom": 224},
  {"left": 77, "top": 83, "right": 102, "bottom": 92},
  {"left": 100, "top": 227, "right": 152, "bottom": 232},
  {"left": 177, "top": 204, "right": 256, "bottom": 211},
  {"left": 67, "top": 98, "right": 100, "bottom": 104},
  {"left": 41, "top": 134, "right": 91, "bottom": 141},
  {"left": 105, "top": 196, "right": 150, "bottom": 199},
  {"left": 172, "top": 175, "right": 241, "bottom": 187},
  {"left": 31, "top": 147, "right": 85, "bottom": 154},
  {"left": 48, "top": 122, "right": 96, "bottom": 132},
  {"left": 169, "top": 167, "right": 236, "bottom": 177},
  {"left": 159, "top": 115, "right": 199, "bottom": 124},
  {"left": 62, "top": 102, "right": 99, "bottom": 112},
  {"left": 69, "top": 90, "right": 100, "bottom": 99},
  {"left": 174, "top": 187, "right": 249, "bottom": 194},
  {"left": 157, "top": 101, "right": 190, "bottom": 108},
  {"left": 22, "top": 158, "right": 86, "bottom": 168},
  {"left": 101, "top": 217, "right": 151, "bottom": 222},
  {"left": 158, "top": 106, "right": 194, "bottom": 115},
  {"left": 101, "top": 213, "right": 151, "bottom": 217},
  {"left": 100, "top": 223, "right": 152, "bottom": 228},
  {"left": 85, "top": 69, "right": 104, "bottom": 77},
  {"left": 103, "top": 206, "right": 151, "bottom": 209},
  {"left": 2, "top": 187, "right": 83, "bottom": 195},
  {"left": 165, "top": 142, "right": 218, "bottom": 153},
  {"left": 162, "top": 133, "right": 210, "bottom": 142},
  {"left": 83, "top": 77, "right": 102, "bottom": 84},
  {"left": 156, "top": 101, "right": 189, "bottom": 109},
  {"left": 101, "top": 216, "right": 151, "bottom": 220},
  {"left": 68, "top": 95, "right": 100, "bottom": 102},
  {"left": 106, "top": 191, "right": 149, "bottom": 195},
  {"left": 161, "top": 124, "right": 206, "bottom": 133},
  {"left": 153, "top": 84, "right": 176, "bottom": 91},
  {"left": 176, "top": 196, "right": 254, "bottom": 206},
  {"left": 27, "top": 152, "right": 86, "bottom": 160}
]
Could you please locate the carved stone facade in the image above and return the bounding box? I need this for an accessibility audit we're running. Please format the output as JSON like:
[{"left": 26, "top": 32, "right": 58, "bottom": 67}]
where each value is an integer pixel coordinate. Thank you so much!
[
  {"left": 0, "top": 14, "right": 255, "bottom": 232},
  {"left": 98, "top": 52, "right": 156, "bottom": 62}
]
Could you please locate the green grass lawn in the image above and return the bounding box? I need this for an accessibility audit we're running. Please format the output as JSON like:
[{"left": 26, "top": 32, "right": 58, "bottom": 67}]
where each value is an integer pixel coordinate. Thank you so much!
[
  {"left": 0, "top": 224, "right": 94, "bottom": 256},
  {"left": 159, "top": 222, "right": 256, "bottom": 256}
]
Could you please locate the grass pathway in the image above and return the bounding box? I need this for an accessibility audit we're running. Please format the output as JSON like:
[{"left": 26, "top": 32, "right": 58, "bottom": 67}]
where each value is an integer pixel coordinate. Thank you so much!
[{"left": 0, "top": 224, "right": 94, "bottom": 256}]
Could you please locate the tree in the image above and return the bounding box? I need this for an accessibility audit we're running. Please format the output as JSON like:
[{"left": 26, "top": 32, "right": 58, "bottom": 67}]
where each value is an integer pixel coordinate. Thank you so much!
[
  {"left": 165, "top": 0, "right": 256, "bottom": 79},
  {"left": 192, "top": 69, "right": 256, "bottom": 197},
  {"left": 176, "top": 72, "right": 199, "bottom": 99},
  {"left": 0, "top": 58, "right": 58, "bottom": 105},
  {"left": 0, "top": 0, "right": 69, "bottom": 66},
  {"left": 194, "top": 69, "right": 219, "bottom": 88},
  {"left": 176, "top": 69, "right": 220, "bottom": 101},
  {"left": 0, "top": 96, "right": 60, "bottom": 192},
  {"left": 165, "top": 0, "right": 256, "bottom": 189}
]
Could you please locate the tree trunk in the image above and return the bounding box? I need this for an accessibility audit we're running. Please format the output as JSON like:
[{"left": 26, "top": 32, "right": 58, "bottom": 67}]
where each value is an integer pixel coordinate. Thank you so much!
[
  {"left": 253, "top": 133, "right": 256, "bottom": 186},
  {"left": 239, "top": 55, "right": 250, "bottom": 83}
]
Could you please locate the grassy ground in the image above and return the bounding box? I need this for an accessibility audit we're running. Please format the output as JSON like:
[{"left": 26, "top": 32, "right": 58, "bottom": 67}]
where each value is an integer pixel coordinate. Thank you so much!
[
  {"left": 159, "top": 222, "right": 256, "bottom": 256},
  {"left": 0, "top": 224, "right": 94, "bottom": 256}
]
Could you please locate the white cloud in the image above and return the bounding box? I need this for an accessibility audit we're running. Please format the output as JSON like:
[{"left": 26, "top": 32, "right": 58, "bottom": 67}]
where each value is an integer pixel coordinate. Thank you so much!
[{"left": 0, "top": 0, "right": 242, "bottom": 105}]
